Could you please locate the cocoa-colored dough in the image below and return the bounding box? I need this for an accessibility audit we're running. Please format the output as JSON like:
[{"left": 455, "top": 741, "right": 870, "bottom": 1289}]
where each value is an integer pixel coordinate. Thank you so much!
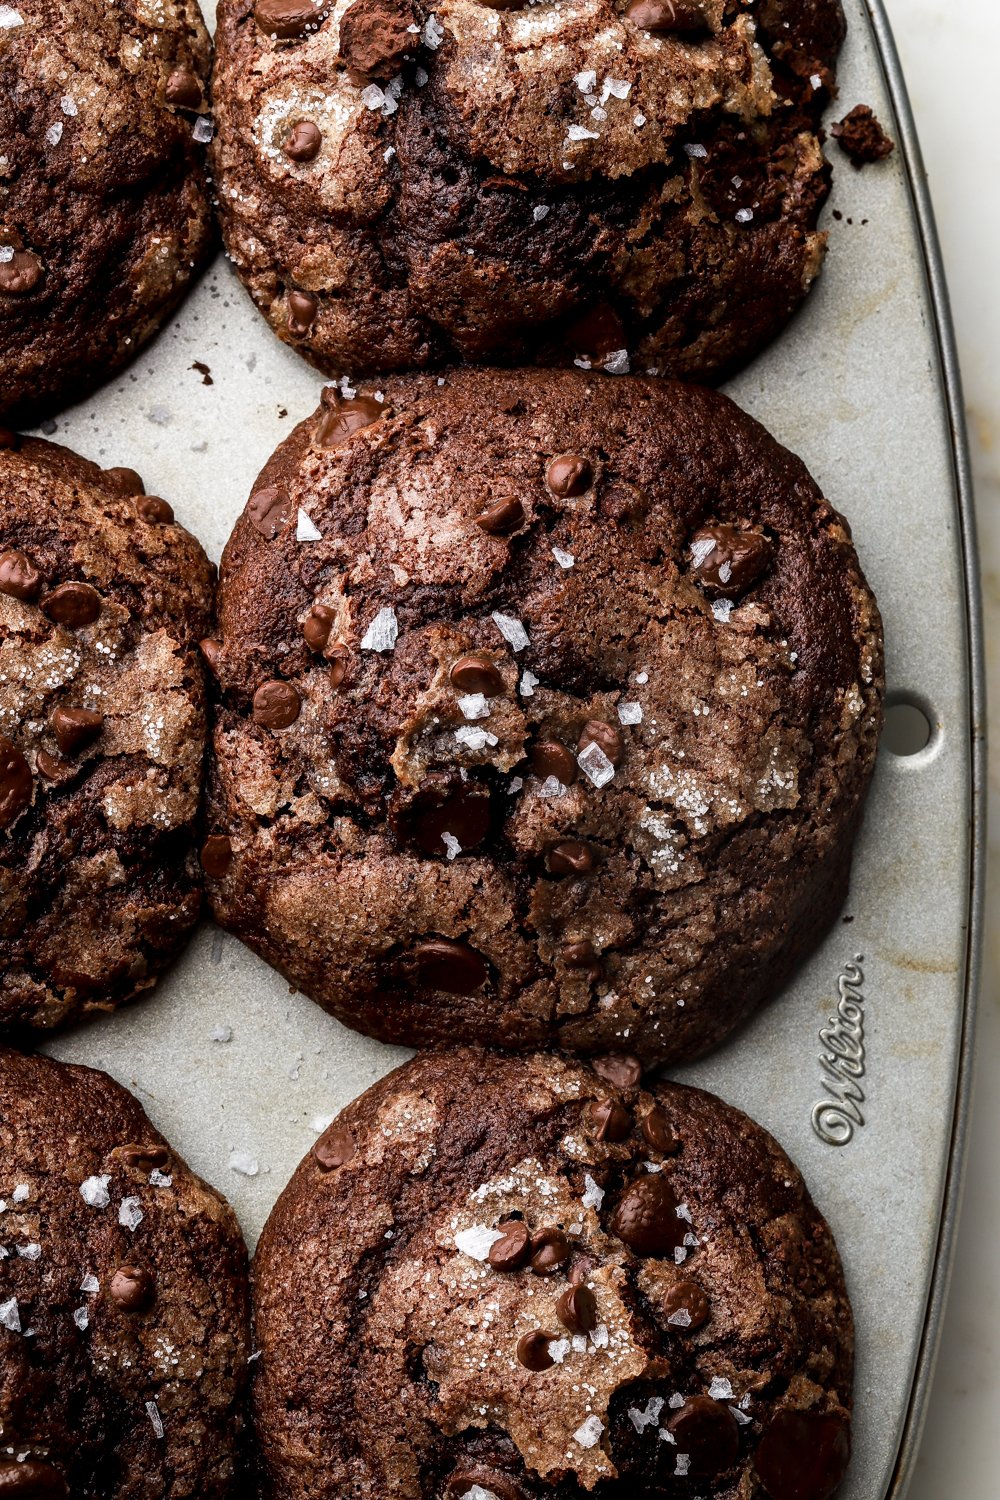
[
  {"left": 211, "top": 0, "right": 845, "bottom": 382},
  {"left": 252, "top": 1048, "right": 854, "bottom": 1499},
  {"left": 0, "top": 1049, "right": 251, "bottom": 1498},
  {"left": 204, "top": 368, "right": 883, "bottom": 1063},
  {"left": 0, "top": 0, "right": 215, "bottom": 424},
  {"left": 0, "top": 435, "right": 214, "bottom": 1034}
]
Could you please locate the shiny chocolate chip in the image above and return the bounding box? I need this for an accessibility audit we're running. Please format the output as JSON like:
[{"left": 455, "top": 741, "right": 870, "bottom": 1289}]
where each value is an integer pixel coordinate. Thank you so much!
[
  {"left": 591, "top": 1053, "right": 643, "bottom": 1089},
  {"left": 303, "top": 603, "right": 337, "bottom": 651},
  {"left": 687, "top": 523, "right": 774, "bottom": 599},
  {"left": 255, "top": 0, "right": 329, "bottom": 38},
  {"left": 0, "top": 250, "right": 43, "bottom": 296},
  {"left": 563, "top": 939, "right": 600, "bottom": 973},
  {"left": 284, "top": 119, "right": 323, "bottom": 160},
  {"left": 547, "top": 840, "right": 594, "bottom": 877},
  {"left": 667, "top": 1395, "right": 741, "bottom": 1477},
  {"left": 287, "top": 290, "right": 318, "bottom": 337},
  {"left": 475, "top": 494, "right": 524, "bottom": 535},
  {"left": 0, "top": 735, "right": 32, "bottom": 829},
  {"left": 516, "top": 1329, "right": 555, "bottom": 1371},
  {"left": 610, "top": 1174, "right": 686, "bottom": 1257},
  {"left": 0, "top": 1459, "right": 68, "bottom": 1497},
  {"left": 40, "top": 582, "right": 101, "bottom": 628},
  {"left": 164, "top": 67, "right": 202, "bottom": 108},
  {"left": 103, "top": 466, "right": 146, "bottom": 495},
  {"left": 625, "top": 0, "right": 709, "bottom": 33},
  {"left": 200, "top": 638, "right": 223, "bottom": 675},
  {"left": 530, "top": 739, "right": 577, "bottom": 786},
  {"left": 253, "top": 680, "right": 301, "bottom": 730},
  {"left": 122, "top": 1143, "right": 171, "bottom": 1172},
  {"left": 556, "top": 1283, "right": 597, "bottom": 1334},
  {"left": 51, "top": 706, "right": 103, "bottom": 757},
  {"left": 313, "top": 1120, "right": 357, "bottom": 1170},
  {"left": 578, "top": 718, "right": 623, "bottom": 766},
  {"left": 585, "top": 1098, "right": 632, "bottom": 1143},
  {"left": 0, "top": 549, "right": 41, "bottom": 602},
  {"left": 247, "top": 485, "right": 292, "bottom": 539},
  {"left": 201, "top": 835, "right": 233, "bottom": 878},
  {"left": 754, "top": 1410, "right": 851, "bottom": 1500},
  {"left": 530, "top": 1227, "right": 570, "bottom": 1275},
  {"left": 316, "top": 394, "right": 386, "bottom": 448},
  {"left": 488, "top": 1220, "right": 531, "bottom": 1271},
  {"left": 35, "top": 750, "right": 67, "bottom": 783},
  {"left": 662, "top": 1278, "right": 710, "bottom": 1331},
  {"left": 329, "top": 643, "right": 350, "bottom": 689},
  {"left": 137, "top": 495, "right": 174, "bottom": 524},
  {"left": 641, "top": 1106, "right": 679, "bottom": 1155},
  {"left": 110, "top": 1266, "right": 156, "bottom": 1313},
  {"left": 414, "top": 938, "right": 488, "bottom": 995},
  {"left": 450, "top": 655, "right": 504, "bottom": 697},
  {"left": 409, "top": 782, "right": 492, "bottom": 857},
  {"left": 545, "top": 454, "right": 593, "bottom": 498}
]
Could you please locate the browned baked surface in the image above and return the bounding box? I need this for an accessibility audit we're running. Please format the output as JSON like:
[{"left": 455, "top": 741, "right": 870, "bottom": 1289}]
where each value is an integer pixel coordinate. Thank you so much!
[
  {"left": 0, "top": 0, "right": 215, "bottom": 424},
  {"left": 204, "top": 368, "right": 883, "bottom": 1063},
  {"left": 252, "top": 1048, "right": 854, "bottom": 1499},
  {"left": 0, "top": 435, "right": 214, "bottom": 1034},
  {"left": 0, "top": 1049, "right": 251, "bottom": 1498},
  {"left": 211, "top": 0, "right": 845, "bottom": 382}
]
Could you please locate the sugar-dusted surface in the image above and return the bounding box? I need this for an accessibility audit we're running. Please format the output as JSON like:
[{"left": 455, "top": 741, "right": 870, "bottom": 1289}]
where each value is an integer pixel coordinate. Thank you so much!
[{"left": 36, "top": 2, "right": 977, "bottom": 1497}]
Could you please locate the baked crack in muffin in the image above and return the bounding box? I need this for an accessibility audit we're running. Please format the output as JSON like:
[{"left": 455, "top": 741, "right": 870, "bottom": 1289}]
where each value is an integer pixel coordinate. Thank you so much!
[
  {"left": 0, "top": 1049, "right": 251, "bottom": 1498},
  {"left": 0, "top": 434, "right": 214, "bottom": 1034},
  {"left": 211, "top": 0, "right": 845, "bottom": 381},
  {"left": 204, "top": 368, "right": 883, "bottom": 1063},
  {"left": 252, "top": 1049, "right": 854, "bottom": 1500},
  {"left": 0, "top": 0, "right": 215, "bottom": 423}
]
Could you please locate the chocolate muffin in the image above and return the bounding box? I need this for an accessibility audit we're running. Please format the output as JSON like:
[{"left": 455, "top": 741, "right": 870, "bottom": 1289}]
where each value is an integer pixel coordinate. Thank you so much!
[
  {"left": 253, "top": 1049, "right": 854, "bottom": 1500},
  {"left": 0, "top": 0, "right": 214, "bottom": 424},
  {"left": 0, "top": 1049, "right": 251, "bottom": 1498},
  {"left": 0, "top": 434, "right": 214, "bottom": 1034},
  {"left": 211, "top": 0, "right": 845, "bottom": 382},
  {"left": 204, "top": 368, "right": 883, "bottom": 1064}
]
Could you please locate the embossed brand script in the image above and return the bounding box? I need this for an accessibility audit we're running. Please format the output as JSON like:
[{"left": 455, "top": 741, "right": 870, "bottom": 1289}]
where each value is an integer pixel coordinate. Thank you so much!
[{"left": 811, "top": 956, "right": 866, "bottom": 1147}]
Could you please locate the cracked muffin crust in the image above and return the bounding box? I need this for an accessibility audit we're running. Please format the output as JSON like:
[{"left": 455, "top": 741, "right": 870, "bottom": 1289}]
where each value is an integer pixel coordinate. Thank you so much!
[
  {"left": 0, "top": 0, "right": 214, "bottom": 424},
  {"left": 252, "top": 1049, "right": 854, "bottom": 1500},
  {"left": 0, "top": 1049, "right": 251, "bottom": 1499},
  {"left": 211, "top": 0, "right": 845, "bottom": 383},
  {"left": 0, "top": 434, "right": 214, "bottom": 1034},
  {"left": 204, "top": 368, "right": 883, "bottom": 1064}
]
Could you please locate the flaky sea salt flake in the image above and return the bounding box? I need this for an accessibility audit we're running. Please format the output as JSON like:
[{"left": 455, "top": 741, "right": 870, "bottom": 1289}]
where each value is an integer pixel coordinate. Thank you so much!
[
  {"left": 441, "top": 832, "right": 461, "bottom": 860},
  {"left": 492, "top": 612, "right": 530, "bottom": 652},
  {"left": 80, "top": 1274, "right": 100, "bottom": 1294},
  {"left": 118, "top": 1197, "right": 143, "bottom": 1232},
  {"left": 193, "top": 116, "right": 214, "bottom": 144},
  {"left": 709, "top": 1376, "right": 734, "bottom": 1401},
  {"left": 618, "top": 701, "right": 642, "bottom": 724},
  {"left": 566, "top": 124, "right": 599, "bottom": 142},
  {"left": 296, "top": 508, "right": 322, "bottom": 541},
  {"left": 0, "top": 7, "right": 24, "bottom": 28},
  {"left": 458, "top": 693, "right": 489, "bottom": 720},
  {"left": 0, "top": 1298, "right": 21, "bottom": 1332},
  {"left": 73, "top": 1306, "right": 89, "bottom": 1331},
  {"left": 551, "top": 546, "right": 575, "bottom": 569},
  {"left": 80, "top": 1175, "right": 111, "bottom": 1209},
  {"left": 574, "top": 1416, "right": 604, "bottom": 1449},
  {"left": 519, "top": 669, "right": 538, "bottom": 697},
  {"left": 603, "top": 349, "right": 630, "bottom": 375},
  {"left": 578, "top": 740, "right": 615, "bottom": 788},
  {"left": 361, "top": 606, "right": 398, "bottom": 652},
  {"left": 454, "top": 1224, "right": 504, "bottom": 1260},
  {"left": 422, "top": 14, "right": 444, "bottom": 47},
  {"left": 582, "top": 1173, "right": 604, "bottom": 1210},
  {"left": 146, "top": 1401, "right": 165, "bottom": 1439}
]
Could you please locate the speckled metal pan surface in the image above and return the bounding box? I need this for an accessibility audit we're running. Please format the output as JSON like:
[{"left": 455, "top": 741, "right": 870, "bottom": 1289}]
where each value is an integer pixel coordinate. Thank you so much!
[{"left": 38, "top": 1, "right": 985, "bottom": 1497}]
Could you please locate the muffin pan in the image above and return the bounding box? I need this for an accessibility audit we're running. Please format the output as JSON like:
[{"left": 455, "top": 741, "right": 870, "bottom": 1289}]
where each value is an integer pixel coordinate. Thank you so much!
[{"left": 38, "top": 2, "right": 983, "bottom": 1497}]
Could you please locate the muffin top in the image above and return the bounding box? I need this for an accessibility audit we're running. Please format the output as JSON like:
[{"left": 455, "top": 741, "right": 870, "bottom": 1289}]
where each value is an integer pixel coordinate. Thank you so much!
[
  {"left": 206, "top": 367, "right": 882, "bottom": 1063},
  {"left": 253, "top": 1048, "right": 854, "bottom": 1500},
  {"left": 0, "top": 1049, "right": 251, "bottom": 1499},
  {"left": 0, "top": 0, "right": 214, "bottom": 422},
  {"left": 0, "top": 434, "right": 214, "bottom": 1033}
]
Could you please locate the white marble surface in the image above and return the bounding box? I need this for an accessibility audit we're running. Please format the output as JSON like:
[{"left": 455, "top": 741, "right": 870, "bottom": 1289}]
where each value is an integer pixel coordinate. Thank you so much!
[{"left": 882, "top": 2, "right": 1000, "bottom": 1496}]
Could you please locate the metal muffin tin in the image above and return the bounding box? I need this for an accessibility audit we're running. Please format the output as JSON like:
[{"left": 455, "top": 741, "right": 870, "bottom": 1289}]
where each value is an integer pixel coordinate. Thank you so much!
[{"left": 38, "top": 1, "right": 984, "bottom": 1495}]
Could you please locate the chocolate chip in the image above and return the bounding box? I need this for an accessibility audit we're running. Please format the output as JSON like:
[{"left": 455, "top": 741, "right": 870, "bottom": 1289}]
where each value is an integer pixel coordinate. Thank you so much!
[
  {"left": 516, "top": 1330, "right": 555, "bottom": 1371},
  {"left": 122, "top": 1143, "right": 171, "bottom": 1172},
  {"left": 754, "top": 1410, "right": 851, "bottom": 1500},
  {"left": 545, "top": 454, "right": 593, "bottom": 498},
  {"left": 530, "top": 739, "right": 578, "bottom": 785},
  {"left": 0, "top": 549, "right": 42, "bottom": 602},
  {"left": 585, "top": 1098, "right": 631, "bottom": 1143},
  {"left": 556, "top": 1283, "right": 597, "bottom": 1333},
  {"left": 247, "top": 485, "right": 292, "bottom": 539},
  {"left": 303, "top": 603, "right": 337, "bottom": 650},
  {"left": 0, "top": 735, "right": 32, "bottom": 829},
  {"left": 610, "top": 1174, "right": 686, "bottom": 1257},
  {"left": 625, "top": 0, "right": 709, "bottom": 34},
  {"left": 475, "top": 494, "right": 525, "bottom": 536},
  {"left": 51, "top": 706, "right": 104, "bottom": 757},
  {"left": 316, "top": 394, "right": 386, "bottom": 448},
  {"left": 200, "top": 637, "right": 223, "bottom": 675},
  {"left": 103, "top": 467, "right": 146, "bottom": 495},
  {"left": 591, "top": 1053, "right": 643, "bottom": 1089},
  {"left": 667, "top": 1395, "right": 740, "bottom": 1477},
  {"left": 339, "top": 0, "right": 416, "bottom": 80},
  {"left": 313, "top": 1120, "right": 357, "bottom": 1171},
  {"left": 530, "top": 1226, "right": 570, "bottom": 1275},
  {"left": 201, "top": 834, "right": 233, "bottom": 878},
  {"left": 578, "top": 719, "right": 623, "bottom": 766},
  {"left": 687, "top": 523, "right": 774, "bottom": 598},
  {"left": 547, "top": 840, "right": 594, "bottom": 877},
  {"left": 40, "top": 582, "right": 101, "bottom": 628},
  {"left": 287, "top": 290, "right": 318, "bottom": 337},
  {"left": 662, "top": 1279, "right": 710, "bottom": 1331},
  {"left": 414, "top": 938, "right": 488, "bottom": 995},
  {"left": 35, "top": 750, "right": 67, "bottom": 783},
  {"left": 283, "top": 119, "right": 323, "bottom": 160},
  {"left": 253, "top": 680, "right": 301, "bottom": 730},
  {"left": 135, "top": 495, "right": 174, "bottom": 526},
  {"left": 164, "top": 67, "right": 202, "bottom": 108},
  {"left": 642, "top": 1106, "right": 679, "bottom": 1155},
  {"left": 450, "top": 654, "right": 504, "bottom": 696},
  {"left": 329, "top": 643, "right": 350, "bottom": 689},
  {"left": 0, "top": 250, "right": 43, "bottom": 296},
  {"left": 488, "top": 1220, "right": 531, "bottom": 1271},
  {"left": 409, "top": 782, "right": 491, "bottom": 857},
  {"left": 563, "top": 939, "right": 600, "bottom": 974},
  {"left": 0, "top": 1459, "right": 68, "bottom": 1498},
  {"left": 255, "top": 0, "right": 329, "bottom": 38},
  {"left": 110, "top": 1266, "right": 156, "bottom": 1313}
]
